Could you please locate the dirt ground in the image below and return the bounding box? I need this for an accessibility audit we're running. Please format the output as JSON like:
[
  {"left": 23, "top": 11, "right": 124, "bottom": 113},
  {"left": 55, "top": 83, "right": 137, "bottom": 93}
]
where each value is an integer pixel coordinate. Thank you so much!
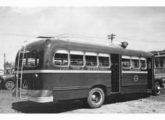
[{"left": 0, "top": 90, "right": 165, "bottom": 113}]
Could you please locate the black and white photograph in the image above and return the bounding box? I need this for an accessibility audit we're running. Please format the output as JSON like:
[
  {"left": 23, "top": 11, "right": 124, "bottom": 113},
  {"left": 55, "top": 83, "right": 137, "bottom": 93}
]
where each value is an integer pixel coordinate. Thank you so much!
[{"left": 0, "top": 1, "right": 165, "bottom": 116}]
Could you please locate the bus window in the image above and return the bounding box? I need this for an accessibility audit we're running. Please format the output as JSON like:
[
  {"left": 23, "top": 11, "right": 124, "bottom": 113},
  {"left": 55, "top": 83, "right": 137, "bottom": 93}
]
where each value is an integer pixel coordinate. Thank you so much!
[
  {"left": 140, "top": 58, "right": 147, "bottom": 70},
  {"left": 158, "top": 57, "right": 165, "bottom": 68},
  {"left": 27, "top": 58, "right": 39, "bottom": 67},
  {"left": 70, "top": 51, "right": 84, "bottom": 66},
  {"left": 98, "top": 53, "right": 110, "bottom": 67},
  {"left": 85, "top": 52, "right": 97, "bottom": 67},
  {"left": 131, "top": 57, "right": 140, "bottom": 69},
  {"left": 155, "top": 57, "right": 159, "bottom": 68},
  {"left": 122, "top": 56, "right": 131, "bottom": 70},
  {"left": 54, "top": 50, "right": 68, "bottom": 66},
  {"left": 17, "top": 50, "right": 41, "bottom": 69}
]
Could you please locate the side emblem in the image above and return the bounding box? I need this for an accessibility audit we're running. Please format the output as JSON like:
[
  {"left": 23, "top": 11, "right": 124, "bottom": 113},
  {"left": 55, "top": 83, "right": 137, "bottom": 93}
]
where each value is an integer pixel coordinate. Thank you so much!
[{"left": 133, "top": 75, "right": 139, "bottom": 82}]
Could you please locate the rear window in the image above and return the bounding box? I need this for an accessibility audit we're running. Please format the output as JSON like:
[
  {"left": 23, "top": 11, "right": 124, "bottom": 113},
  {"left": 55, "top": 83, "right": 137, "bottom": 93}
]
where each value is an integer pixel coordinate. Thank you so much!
[{"left": 15, "top": 50, "right": 43, "bottom": 70}]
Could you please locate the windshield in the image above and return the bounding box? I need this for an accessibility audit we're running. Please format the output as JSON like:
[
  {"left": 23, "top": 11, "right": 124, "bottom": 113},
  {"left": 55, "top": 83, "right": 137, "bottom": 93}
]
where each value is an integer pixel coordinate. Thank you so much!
[{"left": 15, "top": 50, "right": 43, "bottom": 70}]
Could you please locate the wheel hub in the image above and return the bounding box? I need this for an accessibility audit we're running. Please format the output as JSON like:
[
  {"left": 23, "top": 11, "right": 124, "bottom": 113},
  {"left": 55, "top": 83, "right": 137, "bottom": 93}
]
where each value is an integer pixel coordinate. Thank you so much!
[{"left": 91, "top": 92, "right": 101, "bottom": 103}]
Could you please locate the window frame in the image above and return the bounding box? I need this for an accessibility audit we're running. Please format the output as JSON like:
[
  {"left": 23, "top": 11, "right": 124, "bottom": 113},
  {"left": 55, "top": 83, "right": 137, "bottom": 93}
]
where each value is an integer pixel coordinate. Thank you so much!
[
  {"left": 98, "top": 53, "right": 111, "bottom": 68},
  {"left": 70, "top": 50, "right": 85, "bottom": 67},
  {"left": 131, "top": 57, "right": 140, "bottom": 70},
  {"left": 19, "top": 51, "right": 40, "bottom": 68},
  {"left": 140, "top": 57, "right": 147, "bottom": 70},
  {"left": 85, "top": 52, "right": 98, "bottom": 68},
  {"left": 53, "top": 49, "right": 69, "bottom": 67},
  {"left": 122, "top": 56, "right": 131, "bottom": 70}
]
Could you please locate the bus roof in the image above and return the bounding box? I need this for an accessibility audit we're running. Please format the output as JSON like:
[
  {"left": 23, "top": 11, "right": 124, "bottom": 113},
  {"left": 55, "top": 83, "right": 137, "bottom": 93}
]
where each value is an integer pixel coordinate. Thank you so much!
[
  {"left": 24, "top": 39, "right": 153, "bottom": 58},
  {"left": 151, "top": 50, "right": 165, "bottom": 57}
]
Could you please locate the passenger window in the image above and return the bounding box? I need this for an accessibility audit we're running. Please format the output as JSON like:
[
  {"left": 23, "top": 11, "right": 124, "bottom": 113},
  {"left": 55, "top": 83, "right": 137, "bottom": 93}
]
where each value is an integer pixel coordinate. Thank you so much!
[
  {"left": 98, "top": 53, "right": 110, "bottom": 67},
  {"left": 155, "top": 57, "right": 159, "bottom": 68},
  {"left": 132, "top": 59, "right": 140, "bottom": 69},
  {"left": 85, "top": 52, "right": 97, "bottom": 67},
  {"left": 140, "top": 58, "right": 147, "bottom": 70},
  {"left": 156, "top": 57, "right": 165, "bottom": 68},
  {"left": 54, "top": 50, "right": 68, "bottom": 66},
  {"left": 122, "top": 56, "right": 131, "bottom": 70},
  {"left": 70, "top": 51, "right": 84, "bottom": 66}
]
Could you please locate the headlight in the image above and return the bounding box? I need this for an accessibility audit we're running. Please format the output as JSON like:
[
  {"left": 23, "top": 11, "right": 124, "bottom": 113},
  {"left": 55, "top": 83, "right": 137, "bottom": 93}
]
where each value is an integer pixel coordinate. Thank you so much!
[{"left": 35, "top": 73, "right": 38, "bottom": 78}]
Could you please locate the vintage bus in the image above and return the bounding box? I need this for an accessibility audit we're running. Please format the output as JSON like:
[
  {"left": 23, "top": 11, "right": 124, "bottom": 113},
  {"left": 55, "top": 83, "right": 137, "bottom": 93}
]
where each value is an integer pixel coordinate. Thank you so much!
[{"left": 14, "top": 38, "right": 157, "bottom": 108}]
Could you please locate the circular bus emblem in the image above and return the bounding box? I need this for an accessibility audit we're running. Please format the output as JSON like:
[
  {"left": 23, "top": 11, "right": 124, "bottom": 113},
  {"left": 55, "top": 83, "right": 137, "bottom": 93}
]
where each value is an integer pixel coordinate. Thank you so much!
[{"left": 133, "top": 75, "right": 139, "bottom": 82}]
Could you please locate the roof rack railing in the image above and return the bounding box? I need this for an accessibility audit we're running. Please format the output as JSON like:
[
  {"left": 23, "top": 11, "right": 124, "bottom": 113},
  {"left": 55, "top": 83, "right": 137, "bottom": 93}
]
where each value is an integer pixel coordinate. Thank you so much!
[{"left": 37, "top": 36, "right": 55, "bottom": 39}]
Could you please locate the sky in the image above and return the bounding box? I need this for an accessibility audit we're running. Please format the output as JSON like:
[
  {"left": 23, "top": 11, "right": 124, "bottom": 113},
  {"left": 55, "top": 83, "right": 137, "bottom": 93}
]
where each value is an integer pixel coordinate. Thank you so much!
[{"left": 0, "top": 7, "right": 165, "bottom": 69}]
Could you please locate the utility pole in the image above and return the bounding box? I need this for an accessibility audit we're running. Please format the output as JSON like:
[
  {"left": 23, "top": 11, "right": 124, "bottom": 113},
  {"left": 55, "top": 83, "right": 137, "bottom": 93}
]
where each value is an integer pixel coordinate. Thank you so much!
[{"left": 108, "top": 34, "right": 116, "bottom": 44}]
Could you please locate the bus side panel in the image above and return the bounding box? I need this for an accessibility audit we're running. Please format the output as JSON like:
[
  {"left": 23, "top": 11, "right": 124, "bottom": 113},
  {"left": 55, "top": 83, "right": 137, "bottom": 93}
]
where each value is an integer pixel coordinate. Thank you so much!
[
  {"left": 121, "top": 73, "right": 148, "bottom": 86},
  {"left": 41, "top": 73, "right": 111, "bottom": 101},
  {"left": 120, "top": 85, "right": 148, "bottom": 93},
  {"left": 121, "top": 73, "right": 148, "bottom": 93}
]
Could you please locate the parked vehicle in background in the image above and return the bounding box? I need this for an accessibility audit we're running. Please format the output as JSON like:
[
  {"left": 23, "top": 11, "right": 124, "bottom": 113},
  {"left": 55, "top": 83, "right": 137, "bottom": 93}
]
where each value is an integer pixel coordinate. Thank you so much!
[
  {"left": 0, "top": 74, "right": 15, "bottom": 90},
  {"left": 151, "top": 50, "right": 165, "bottom": 95}
]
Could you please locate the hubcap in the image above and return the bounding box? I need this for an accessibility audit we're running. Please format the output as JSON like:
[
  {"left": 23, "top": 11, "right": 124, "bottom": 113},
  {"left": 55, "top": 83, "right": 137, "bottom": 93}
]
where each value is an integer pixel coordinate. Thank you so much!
[{"left": 91, "top": 92, "right": 101, "bottom": 103}]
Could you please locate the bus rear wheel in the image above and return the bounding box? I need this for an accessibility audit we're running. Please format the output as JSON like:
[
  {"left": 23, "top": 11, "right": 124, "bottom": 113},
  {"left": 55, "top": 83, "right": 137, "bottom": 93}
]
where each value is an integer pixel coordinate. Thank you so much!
[
  {"left": 87, "top": 87, "right": 105, "bottom": 108},
  {"left": 152, "top": 81, "right": 161, "bottom": 96}
]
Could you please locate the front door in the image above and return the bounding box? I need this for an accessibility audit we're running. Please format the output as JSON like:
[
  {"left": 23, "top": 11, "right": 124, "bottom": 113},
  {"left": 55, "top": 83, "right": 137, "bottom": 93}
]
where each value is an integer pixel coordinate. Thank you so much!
[
  {"left": 111, "top": 54, "right": 121, "bottom": 92},
  {"left": 147, "top": 58, "right": 154, "bottom": 89}
]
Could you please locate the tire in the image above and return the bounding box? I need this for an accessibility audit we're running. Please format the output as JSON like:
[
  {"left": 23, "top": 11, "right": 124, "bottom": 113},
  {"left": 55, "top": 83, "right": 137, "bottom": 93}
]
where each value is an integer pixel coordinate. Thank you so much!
[
  {"left": 152, "top": 81, "right": 161, "bottom": 96},
  {"left": 4, "top": 80, "right": 15, "bottom": 91},
  {"left": 87, "top": 87, "right": 105, "bottom": 108}
]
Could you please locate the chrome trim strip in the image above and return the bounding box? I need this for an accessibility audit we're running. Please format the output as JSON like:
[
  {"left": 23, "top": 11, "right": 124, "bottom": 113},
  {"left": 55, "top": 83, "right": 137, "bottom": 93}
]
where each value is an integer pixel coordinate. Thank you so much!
[
  {"left": 15, "top": 70, "right": 147, "bottom": 74},
  {"left": 53, "top": 86, "right": 91, "bottom": 91},
  {"left": 122, "top": 71, "right": 148, "bottom": 74},
  {"left": 28, "top": 96, "right": 53, "bottom": 103},
  {"left": 19, "top": 89, "right": 53, "bottom": 103},
  {"left": 14, "top": 70, "right": 112, "bottom": 74}
]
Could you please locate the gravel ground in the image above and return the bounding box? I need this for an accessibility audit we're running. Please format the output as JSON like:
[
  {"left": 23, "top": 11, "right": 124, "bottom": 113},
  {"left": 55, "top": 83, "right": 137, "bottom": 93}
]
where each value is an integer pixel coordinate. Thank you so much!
[{"left": 0, "top": 90, "right": 165, "bottom": 113}]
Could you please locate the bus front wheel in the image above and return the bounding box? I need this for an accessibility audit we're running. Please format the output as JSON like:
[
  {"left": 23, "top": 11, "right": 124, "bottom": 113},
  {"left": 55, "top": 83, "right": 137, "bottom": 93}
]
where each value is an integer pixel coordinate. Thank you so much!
[
  {"left": 152, "top": 81, "right": 161, "bottom": 96},
  {"left": 87, "top": 87, "right": 105, "bottom": 108}
]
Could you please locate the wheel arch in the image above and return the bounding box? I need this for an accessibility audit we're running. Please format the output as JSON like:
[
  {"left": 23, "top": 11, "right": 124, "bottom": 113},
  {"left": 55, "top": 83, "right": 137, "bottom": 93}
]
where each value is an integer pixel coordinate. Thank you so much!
[{"left": 91, "top": 85, "right": 107, "bottom": 96}]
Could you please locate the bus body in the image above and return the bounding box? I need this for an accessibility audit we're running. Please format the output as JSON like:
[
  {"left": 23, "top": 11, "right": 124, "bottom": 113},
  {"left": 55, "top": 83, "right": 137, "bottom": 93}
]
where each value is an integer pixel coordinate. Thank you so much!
[{"left": 14, "top": 38, "right": 155, "bottom": 108}]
